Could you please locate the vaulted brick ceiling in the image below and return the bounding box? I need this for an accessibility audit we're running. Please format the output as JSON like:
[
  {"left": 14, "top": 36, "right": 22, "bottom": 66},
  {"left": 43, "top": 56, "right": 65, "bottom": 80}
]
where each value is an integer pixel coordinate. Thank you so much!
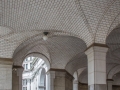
[
  {"left": 1, "top": 0, "right": 120, "bottom": 58},
  {"left": 0, "top": 1, "right": 120, "bottom": 82}
]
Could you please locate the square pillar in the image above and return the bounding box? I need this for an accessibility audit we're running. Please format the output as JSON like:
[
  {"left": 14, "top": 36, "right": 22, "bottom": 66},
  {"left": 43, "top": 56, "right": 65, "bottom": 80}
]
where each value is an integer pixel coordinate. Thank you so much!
[
  {"left": 0, "top": 58, "right": 13, "bottom": 90},
  {"left": 78, "top": 83, "right": 88, "bottom": 90},
  {"left": 85, "top": 44, "right": 108, "bottom": 90},
  {"left": 107, "top": 79, "right": 113, "bottom": 90},
  {"left": 12, "top": 69, "right": 19, "bottom": 90},
  {"left": 12, "top": 66, "right": 24, "bottom": 90},
  {"left": 73, "top": 80, "right": 78, "bottom": 90},
  {"left": 47, "top": 69, "right": 73, "bottom": 90},
  {"left": 46, "top": 71, "right": 55, "bottom": 90}
]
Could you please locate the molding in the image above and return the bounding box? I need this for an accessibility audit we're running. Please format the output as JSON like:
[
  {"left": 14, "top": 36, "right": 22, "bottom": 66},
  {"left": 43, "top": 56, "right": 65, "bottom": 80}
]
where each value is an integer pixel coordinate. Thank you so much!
[
  {"left": 49, "top": 68, "right": 66, "bottom": 72},
  {"left": 0, "top": 58, "right": 13, "bottom": 65},
  {"left": 13, "top": 65, "right": 23, "bottom": 69},
  {"left": 113, "top": 85, "right": 120, "bottom": 87},
  {"left": 107, "top": 79, "right": 114, "bottom": 81},
  {"left": 47, "top": 68, "right": 74, "bottom": 79},
  {"left": 79, "top": 82, "right": 88, "bottom": 85},
  {"left": 85, "top": 43, "right": 108, "bottom": 52}
]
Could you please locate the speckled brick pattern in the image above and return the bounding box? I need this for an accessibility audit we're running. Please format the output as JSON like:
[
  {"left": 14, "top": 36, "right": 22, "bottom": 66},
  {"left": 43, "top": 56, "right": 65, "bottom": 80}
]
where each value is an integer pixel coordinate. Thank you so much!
[
  {"left": 0, "top": 0, "right": 120, "bottom": 58},
  {"left": 0, "top": 1, "right": 120, "bottom": 88}
]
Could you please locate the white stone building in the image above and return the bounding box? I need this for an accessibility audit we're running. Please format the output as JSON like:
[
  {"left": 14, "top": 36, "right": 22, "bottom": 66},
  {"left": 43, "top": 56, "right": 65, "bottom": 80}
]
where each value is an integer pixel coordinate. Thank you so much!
[{"left": 22, "top": 57, "right": 47, "bottom": 90}]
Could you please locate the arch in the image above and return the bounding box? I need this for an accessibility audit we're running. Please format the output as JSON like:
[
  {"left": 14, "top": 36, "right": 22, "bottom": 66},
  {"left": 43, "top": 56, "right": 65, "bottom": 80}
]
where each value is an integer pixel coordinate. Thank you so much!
[
  {"left": 95, "top": 0, "right": 120, "bottom": 44},
  {"left": 108, "top": 65, "right": 120, "bottom": 79},
  {"left": 13, "top": 41, "right": 51, "bottom": 71},
  {"left": 78, "top": 68, "right": 88, "bottom": 84},
  {"left": 106, "top": 25, "right": 120, "bottom": 48},
  {"left": 24, "top": 53, "right": 50, "bottom": 71},
  {"left": 106, "top": 23, "right": 120, "bottom": 64},
  {"left": 13, "top": 35, "right": 87, "bottom": 70},
  {"left": 73, "top": 67, "right": 87, "bottom": 82},
  {"left": 65, "top": 53, "right": 87, "bottom": 75},
  {"left": 112, "top": 73, "right": 120, "bottom": 85},
  {"left": 73, "top": 71, "right": 78, "bottom": 81},
  {"left": 107, "top": 15, "right": 120, "bottom": 37},
  {"left": 13, "top": 31, "right": 89, "bottom": 59}
]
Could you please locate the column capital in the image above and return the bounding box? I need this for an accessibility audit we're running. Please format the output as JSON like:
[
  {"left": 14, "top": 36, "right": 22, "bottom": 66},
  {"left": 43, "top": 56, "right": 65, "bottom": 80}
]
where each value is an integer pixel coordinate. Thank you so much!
[
  {"left": 107, "top": 79, "right": 114, "bottom": 83},
  {"left": 47, "top": 68, "right": 74, "bottom": 80},
  {"left": 85, "top": 43, "right": 108, "bottom": 55},
  {"left": 13, "top": 65, "right": 24, "bottom": 76},
  {"left": 46, "top": 70, "right": 55, "bottom": 79},
  {"left": 0, "top": 58, "right": 13, "bottom": 65},
  {"left": 73, "top": 80, "right": 79, "bottom": 84}
]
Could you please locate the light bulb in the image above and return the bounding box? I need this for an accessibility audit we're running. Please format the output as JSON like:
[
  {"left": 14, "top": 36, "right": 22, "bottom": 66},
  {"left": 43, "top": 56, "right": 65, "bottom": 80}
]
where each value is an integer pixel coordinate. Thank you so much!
[{"left": 43, "top": 35, "right": 48, "bottom": 40}]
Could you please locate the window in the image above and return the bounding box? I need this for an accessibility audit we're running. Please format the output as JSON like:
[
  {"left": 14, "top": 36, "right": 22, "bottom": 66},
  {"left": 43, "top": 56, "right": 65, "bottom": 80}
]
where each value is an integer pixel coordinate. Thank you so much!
[
  {"left": 27, "top": 57, "right": 30, "bottom": 61},
  {"left": 26, "top": 64, "right": 28, "bottom": 69},
  {"left": 26, "top": 59, "right": 28, "bottom": 61},
  {"left": 30, "top": 63, "right": 32, "bottom": 68},
  {"left": 23, "top": 87, "right": 27, "bottom": 90},
  {"left": 23, "top": 79, "right": 27, "bottom": 85}
]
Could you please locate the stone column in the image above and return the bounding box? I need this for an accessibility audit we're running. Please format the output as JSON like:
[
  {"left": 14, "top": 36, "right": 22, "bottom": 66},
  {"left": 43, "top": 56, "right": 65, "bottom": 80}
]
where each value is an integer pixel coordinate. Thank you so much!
[
  {"left": 47, "top": 69, "right": 73, "bottom": 90},
  {"left": 73, "top": 80, "right": 78, "bottom": 90},
  {"left": 107, "top": 79, "right": 113, "bottom": 90},
  {"left": 17, "top": 67, "right": 24, "bottom": 90},
  {"left": 12, "top": 68, "right": 19, "bottom": 90},
  {"left": 85, "top": 44, "right": 108, "bottom": 90},
  {"left": 12, "top": 66, "right": 24, "bottom": 90},
  {"left": 46, "top": 71, "right": 55, "bottom": 90},
  {"left": 78, "top": 83, "right": 88, "bottom": 90},
  {"left": 0, "top": 58, "right": 13, "bottom": 90}
]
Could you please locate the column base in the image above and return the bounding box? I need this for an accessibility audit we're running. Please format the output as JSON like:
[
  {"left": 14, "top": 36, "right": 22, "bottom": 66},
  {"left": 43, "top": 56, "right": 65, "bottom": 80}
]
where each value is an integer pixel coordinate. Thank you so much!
[{"left": 89, "top": 84, "right": 107, "bottom": 90}]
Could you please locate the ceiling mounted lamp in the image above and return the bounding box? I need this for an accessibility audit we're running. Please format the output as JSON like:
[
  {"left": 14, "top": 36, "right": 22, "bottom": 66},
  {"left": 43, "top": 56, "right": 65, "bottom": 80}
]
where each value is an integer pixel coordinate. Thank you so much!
[{"left": 43, "top": 32, "right": 49, "bottom": 40}]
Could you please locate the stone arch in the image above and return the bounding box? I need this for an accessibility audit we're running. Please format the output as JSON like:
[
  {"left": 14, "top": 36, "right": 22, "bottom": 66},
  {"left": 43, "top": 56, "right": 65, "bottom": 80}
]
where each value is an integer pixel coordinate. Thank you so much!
[
  {"left": 73, "top": 68, "right": 87, "bottom": 90},
  {"left": 106, "top": 22, "right": 120, "bottom": 64},
  {"left": 73, "top": 71, "right": 78, "bottom": 81},
  {"left": 95, "top": 0, "right": 120, "bottom": 44},
  {"left": 24, "top": 53, "right": 50, "bottom": 71},
  {"left": 73, "top": 67, "right": 87, "bottom": 82},
  {"left": 78, "top": 68, "right": 88, "bottom": 84},
  {"left": 108, "top": 65, "right": 120, "bottom": 79},
  {"left": 13, "top": 30, "right": 89, "bottom": 59},
  {"left": 13, "top": 42, "right": 51, "bottom": 70},
  {"left": 65, "top": 53, "right": 87, "bottom": 75}
]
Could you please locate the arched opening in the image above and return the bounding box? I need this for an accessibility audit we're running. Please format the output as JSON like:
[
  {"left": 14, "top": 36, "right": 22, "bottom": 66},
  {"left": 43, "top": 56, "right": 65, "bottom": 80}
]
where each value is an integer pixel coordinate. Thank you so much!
[
  {"left": 106, "top": 26, "right": 120, "bottom": 90},
  {"left": 22, "top": 56, "right": 48, "bottom": 90}
]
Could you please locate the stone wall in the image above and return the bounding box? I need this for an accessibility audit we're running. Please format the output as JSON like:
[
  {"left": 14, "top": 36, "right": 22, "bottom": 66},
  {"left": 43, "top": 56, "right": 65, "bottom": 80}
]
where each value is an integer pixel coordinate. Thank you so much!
[
  {"left": 54, "top": 71, "right": 73, "bottom": 90},
  {"left": 49, "top": 69, "right": 73, "bottom": 90},
  {"left": 113, "top": 85, "right": 120, "bottom": 90},
  {"left": 78, "top": 83, "right": 88, "bottom": 90}
]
